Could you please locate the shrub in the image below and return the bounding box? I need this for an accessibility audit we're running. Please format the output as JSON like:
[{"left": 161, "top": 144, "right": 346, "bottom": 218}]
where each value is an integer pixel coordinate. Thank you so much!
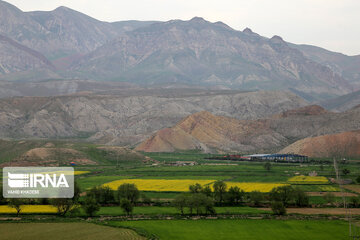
[{"left": 271, "top": 201, "right": 286, "bottom": 215}]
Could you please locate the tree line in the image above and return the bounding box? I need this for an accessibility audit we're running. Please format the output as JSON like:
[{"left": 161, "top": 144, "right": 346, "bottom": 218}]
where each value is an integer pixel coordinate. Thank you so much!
[
  {"left": 172, "top": 181, "right": 312, "bottom": 215},
  {"left": 2, "top": 180, "right": 360, "bottom": 217}
]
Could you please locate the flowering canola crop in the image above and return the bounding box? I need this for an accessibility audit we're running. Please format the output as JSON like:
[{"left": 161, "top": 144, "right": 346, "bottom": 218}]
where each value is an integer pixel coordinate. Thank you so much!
[
  {"left": 288, "top": 176, "right": 328, "bottom": 184},
  {"left": 0, "top": 205, "right": 57, "bottom": 214},
  {"left": 103, "top": 179, "right": 286, "bottom": 192},
  {"left": 221, "top": 182, "right": 288, "bottom": 193},
  {"left": 104, "top": 179, "right": 215, "bottom": 192}
]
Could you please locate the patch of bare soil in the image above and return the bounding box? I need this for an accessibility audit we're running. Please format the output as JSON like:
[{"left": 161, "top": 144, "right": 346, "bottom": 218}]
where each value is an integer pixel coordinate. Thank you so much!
[
  {"left": 343, "top": 185, "right": 360, "bottom": 194},
  {"left": 24, "top": 148, "right": 51, "bottom": 159},
  {"left": 72, "top": 158, "right": 97, "bottom": 165},
  {"left": 43, "top": 142, "right": 55, "bottom": 148}
]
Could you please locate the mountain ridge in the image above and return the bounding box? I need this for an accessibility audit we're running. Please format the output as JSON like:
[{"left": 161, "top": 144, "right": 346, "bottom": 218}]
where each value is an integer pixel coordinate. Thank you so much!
[{"left": 0, "top": 0, "right": 358, "bottom": 101}]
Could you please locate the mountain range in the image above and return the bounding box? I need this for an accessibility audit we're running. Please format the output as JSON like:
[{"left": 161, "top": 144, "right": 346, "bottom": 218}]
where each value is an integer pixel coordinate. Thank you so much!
[{"left": 0, "top": 1, "right": 359, "bottom": 101}]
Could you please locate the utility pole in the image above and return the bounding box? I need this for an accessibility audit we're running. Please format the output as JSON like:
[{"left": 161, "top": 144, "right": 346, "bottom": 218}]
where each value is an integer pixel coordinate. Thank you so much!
[{"left": 334, "top": 157, "right": 359, "bottom": 240}]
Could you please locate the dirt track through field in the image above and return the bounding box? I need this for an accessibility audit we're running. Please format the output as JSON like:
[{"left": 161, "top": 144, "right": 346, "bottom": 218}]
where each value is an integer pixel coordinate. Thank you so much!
[
  {"left": 259, "top": 208, "right": 360, "bottom": 215},
  {"left": 306, "top": 192, "right": 358, "bottom": 197}
]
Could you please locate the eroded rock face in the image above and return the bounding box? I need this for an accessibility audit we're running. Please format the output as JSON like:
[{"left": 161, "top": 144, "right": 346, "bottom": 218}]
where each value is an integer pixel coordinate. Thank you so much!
[
  {"left": 0, "top": 90, "right": 307, "bottom": 145},
  {"left": 279, "top": 130, "right": 360, "bottom": 157},
  {"left": 136, "top": 105, "right": 360, "bottom": 153}
]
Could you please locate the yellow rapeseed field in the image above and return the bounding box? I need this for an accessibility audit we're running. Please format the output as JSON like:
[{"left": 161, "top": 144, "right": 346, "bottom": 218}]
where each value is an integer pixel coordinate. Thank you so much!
[
  {"left": 103, "top": 179, "right": 285, "bottom": 192},
  {"left": 0, "top": 205, "right": 57, "bottom": 214},
  {"left": 288, "top": 175, "right": 329, "bottom": 184},
  {"left": 74, "top": 171, "right": 90, "bottom": 175},
  {"left": 103, "top": 179, "right": 215, "bottom": 192},
  {"left": 221, "top": 182, "right": 288, "bottom": 193},
  {"left": 41, "top": 170, "right": 90, "bottom": 175}
]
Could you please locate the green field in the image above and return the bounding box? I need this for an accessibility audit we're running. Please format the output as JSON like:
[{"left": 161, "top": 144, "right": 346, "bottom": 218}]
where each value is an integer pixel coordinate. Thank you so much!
[
  {"left": 0, "top": 222, "right": 145, "bottom": 240},
  {"left": 111, "top": 219, "right": 350, "bottom": 240},
  {"left": 91, "top": 206, "right": 270, "bottom": 216}
]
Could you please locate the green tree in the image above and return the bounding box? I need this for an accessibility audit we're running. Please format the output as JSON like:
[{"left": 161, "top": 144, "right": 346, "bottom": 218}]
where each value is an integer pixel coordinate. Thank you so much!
[
  {"left": 264, "top": 162, "right": 272, "bottom": 171},
  {"left": 117, "top": 183, "right": 140, "bottom": 204},
  {"left": 323, "top": 192, "right": 336, "bottom": 205},
  {"left": 88, "top": 186, "right": 114, "bottom": 204},
  {"left": 201, "top": 185, "right": 212, "bottom": 197},
  {"left": 270, "top": 186, "right": 295, "bottom": 207},
  {"left": 51, "top": 181, "right": 80, "bottom": 216},
  {"left": 173, "top": 194, "right": 188, "bottom": 215},
  {"left": 350, "top": 196, "right": 359, "bottom": 207},
  {"left": 51, "top": 198, "right": 76, "bottom": 216},
  {"left": 188, "top": 193, "right": 215, "bottom": 215},
  {"left": 140, "top": 193, "right": 151, "bottom": 205},
  {"left": 342, "top": 168, "right": 350, "bottom": 176},
  {"left": 226, "top": 186, "right": 244, "bottom": 205},
  {"left": 356, "top": 175, "right": 360, "bottom": 183},
  {"left": 8, "top": 198, "right": 25, "bottom": 216},
  {"left": 293, "top": 188, "right": 309, "bottom": 207},
  {"left": 248, "top": 191, "right": 264, "bottom": 206},
  {"left": 213, "top": 181, "right": 227, "bottom": 203},
  {"left": 82, "top": 195, "right": 100, "bottom": 217},
  {"left": 120, "top": 198, "right": 133, "bottom": 216},
  {"left": 0, "top": 188, "right": 6, "bottom": 205},
  {"left": 271, "top": 201, "right": 286, "bottom": 215},
  {"left": 189, "top": 183, "right": 203, "bottom": 193}
]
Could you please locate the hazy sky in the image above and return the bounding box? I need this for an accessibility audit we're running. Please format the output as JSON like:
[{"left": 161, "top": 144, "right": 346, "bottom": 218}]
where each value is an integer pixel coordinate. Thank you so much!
[{"left": 5, "top": 0, "right": 360, "bottom": 56}]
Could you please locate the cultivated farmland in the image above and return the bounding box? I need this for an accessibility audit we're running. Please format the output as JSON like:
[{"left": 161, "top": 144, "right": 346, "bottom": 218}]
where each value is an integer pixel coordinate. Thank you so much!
[
  {"left": 111, "top": 219, "right": 350, "bottom": 240},
  {"left": 0, "top": 223, "right": 145, "bottom": 240}
]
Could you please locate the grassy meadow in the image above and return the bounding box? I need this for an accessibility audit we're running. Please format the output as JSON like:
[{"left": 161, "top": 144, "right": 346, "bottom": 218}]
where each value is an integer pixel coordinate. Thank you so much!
[{"left": 110, "top": 219, "right": 350, "bottom": 240}]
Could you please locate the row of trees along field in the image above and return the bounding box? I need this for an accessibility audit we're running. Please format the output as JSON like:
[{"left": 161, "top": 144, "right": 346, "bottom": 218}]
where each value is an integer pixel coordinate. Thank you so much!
[{"left": 1, "top": 180, "right": 360, "bottom": 217}]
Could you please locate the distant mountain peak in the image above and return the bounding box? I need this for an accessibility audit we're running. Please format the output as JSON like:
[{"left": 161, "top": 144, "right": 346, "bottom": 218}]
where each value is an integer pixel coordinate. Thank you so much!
[
  {"left": 214, "top": 21, "right": 233, "bottom": 30},
  {"left": 270, "top": 35, "right": 286, "bottom": 44},
  {"left": 189, "top": 16, "right": 207, "bottom": 23},
  {"left": 243, "top": 27, "right": 253, "bottom": 34},
  {"left": 54, "top": 6, "right": 71, "bottom": 12}
]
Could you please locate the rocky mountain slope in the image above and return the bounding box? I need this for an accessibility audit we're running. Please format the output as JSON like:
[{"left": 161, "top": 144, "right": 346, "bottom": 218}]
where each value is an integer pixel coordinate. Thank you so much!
[
  {"left": 72, "top": 18, "right": 351, "bottom": 99},
  {"left": 0, "top": 34, "right": 57, "bottom": 80},
  {"left": 136, "top": 105, "right": 360, "bottom": 153},
  {"left": 0, "top": 90, "right": 306, "bottom": 145},
  {"left": 0, "top": 79, "right": 137, "bottom": 98},
  {"left": 0, "top": 1, "right": 155, "bottom": 59},
  {"left": 319, "top": 89, "right": 360, "bottom": 112},
  {"left": 279, "top": 130, "right": 360, "bottom": 157},
  {"left": 292, "top": 44, "right": 360, "bottom": 90}
]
